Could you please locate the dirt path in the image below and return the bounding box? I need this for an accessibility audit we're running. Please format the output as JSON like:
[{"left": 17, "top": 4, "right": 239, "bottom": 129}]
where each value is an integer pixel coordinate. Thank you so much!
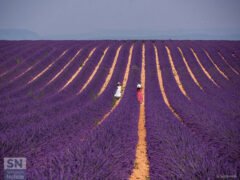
[
  {"left": 77, "top": 47, "right": 109, "bottom": 95},
  {"left": 97, "top": 44, "right": 134, "bottom": 126},
  {"left": 165, "top": 45, "right": 191, "bottom": 100},
  {"left": 154, "top": 44, "right": 184, "bottom": 124},
  {"left": 130, "top": 43, "right": 149, "bottom": 180},
  {"left": 11, "top": 61, "right": 40, "bottom": 83},
  {"left": 218, "top": 52, "right": 239, "bottom": 75},
  {"left": 190, "top": 48, "right": 220, "bottom": 87},
  {"left": 58, "top": 47, "right": 96, "bottom": 92},
  {"left": 44, "top": 49, "right": 82, "bottom": 88},
  {"left": 98, "top": 45, "right": 122, "bottom": 96},
  {"left": 28, "top": 50, "right": 68, "bottom": 84},
  {"left": 177, "top": 47, "right": 204, "bottom": 91},
  {"left": 203, "top": 49, "right": 229, "bottom": 80},
  {"left": 9, "top": 48, "right": 57, "bottom": 84}
]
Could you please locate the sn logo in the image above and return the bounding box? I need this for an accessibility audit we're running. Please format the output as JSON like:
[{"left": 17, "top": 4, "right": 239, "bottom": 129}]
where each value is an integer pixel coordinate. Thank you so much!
[
  {"left": 4, "top": 157, "right": 26, "bottom": 170},
  {"left": 4, "top": 158, "right": 26, "bottom": 180}
]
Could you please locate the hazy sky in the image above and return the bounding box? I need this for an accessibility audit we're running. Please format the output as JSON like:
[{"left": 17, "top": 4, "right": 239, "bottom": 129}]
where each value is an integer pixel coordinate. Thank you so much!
[{"left": 0, "top": 0, "right": 240, "bottom": 35}]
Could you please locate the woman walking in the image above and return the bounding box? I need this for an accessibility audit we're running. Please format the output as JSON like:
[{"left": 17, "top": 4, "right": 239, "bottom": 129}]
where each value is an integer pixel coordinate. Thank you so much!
[
  {"left": 137, "top": 83, "right": 143, "bottom": 104},
  {"left": 114, "top": 82, "right": 122, "bottom": 100}
]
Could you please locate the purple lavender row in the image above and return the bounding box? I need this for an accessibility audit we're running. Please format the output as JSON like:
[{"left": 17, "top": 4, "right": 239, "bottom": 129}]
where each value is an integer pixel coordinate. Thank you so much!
[
  {"left": 0, "top": 43, "right": 68, "bottom": 105},
  {"left": 172, "top": 40, "right": 240, "bottom": 121},
  {"left": 0, "top": 41, "right": 62, "bottom": 68},
  {"left": 211, "top": 41, "right": 240, "bottom": 72},
  {"left": 0, "top": 42, "right": 106, "bottom": 120},
  {"left": 202, "top": 43, "right": 240, "bottom": 91},
  {"left": 40, "top": 41, "right": 107, "bottom": 96},
  {"left": 0, "top": 42, "right": 56, "bottom": 87},
  {"left": 187, "top": 42, "right": 239, "bottom": 96},
  {"left": 0, "top": 42, "right": 51, "bottom": 86},
  {"left": 0, "top": 40, "right": 14, "bottom": 49},
  {"left": 219, "top": 48, "right": 240, "bottom": 74},
  {"left": 145, "top": 40, "right": 237, "bottom": 179},
  {"left": 178, "top": 43, "right": 240, "bottom": 110},
  {"left": 191, "top": 40, "right": 240, "bottom": 70},
  {"left": 19, "top": 41, "right": 97, "bottom": 99},
  {"left": 9, "top": 42, "right": 124, "bottom": 157},
  {"left": 0, "top": 41, "right": 47, "bottom": 74},
  {"left": 56, "top": 42, "right": 110, "bottom": 95},
  {"left": 1, "top": 41, "right": 105, "bottom": 109},
  {"left": 203, "top": 42, "right": 240, "bottom": 81},
  {"left": 23, "top": 42, "right": 121, "bottom": 121},
  {"left": 0, "top": 47, "right": 71, "bottom": 121},
  {"left": 27, "top": 41, "right": 140, "bottom": 180},
  {"left": 0, "top": 44, "right": 83, "bottom": 146},
  {"left": 190, "top": 42, "right": 240, "bottom": 102},
  {"left": 1, "top": 42, "right": 132, "bottom": 172},
  {"left": 0, "top": 42, "right": 119, "bottom": 133},
  {"left": 0, "top": 43, "right": 97, "bottom": 127},
  {"left": 0, "top": 41, "right": 94, "bottom": 105},
  {"left": 0, "top": 41, "right": 32, "bottom": 64},
  {"left": 0, "top": 40, "right": 95, "bottom": 108},
  {"left": 19, "top": 41, "right": 129, "bottom": 159},
  {"left": 0, "top": 41, "right": 109, "bottom": 135},
  {"left": 162, "top": 39, "right": 239, "bottom": 129},
  {"left": 156, "top": 41, "right": 240, "bottom": 164},
  {"left": 0, "top": 40, "right": 92, "bottom": 88},
  {"left": 0, "top": 41, "right": 115, "bottom": 139},
  {"left": 198, "top": 41, "right": 240, "bottom": 74},
  {"left": 2, "top": 41, "right": 100, "bottom": 100},
  {"left": 165, "top": 41, "right": 240, "bottom": 120},
  {"left": 0, "top": 41, "right": 81, "bottom": 98},
  {"left": 218, "top": 40, "right": 240, "bottom": 59},
  {"left": 0, "top": 41, "right": 52, "bottom": 89},
  {"left": 188, "top": 41, "right": 240, "bottom": 97},
  {"left": 0, "top": 42, "right": 34, "bottom": 69},
  {"left": 0, "top": 40, "right": 32, "bottom": 57},
  {"left": 40, "top": 41, "right": 102, "bottom": 95},
  {"left": 0, "top": 40, "right": 86, "bottom": 72},
  {"left": 214, "top": 41, "right": 236, "bottom": 54},
  {"left": 0, "top": 46, "right": 82, "bottom": 118},
  {"left": 0, "top": 40, "right": 35, "bottom": 50}
]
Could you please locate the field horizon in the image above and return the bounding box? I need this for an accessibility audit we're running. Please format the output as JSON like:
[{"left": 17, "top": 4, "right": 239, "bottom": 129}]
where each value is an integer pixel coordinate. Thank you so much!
[{"left": 1, "top": 29, "right": 240, "bottom": 40}]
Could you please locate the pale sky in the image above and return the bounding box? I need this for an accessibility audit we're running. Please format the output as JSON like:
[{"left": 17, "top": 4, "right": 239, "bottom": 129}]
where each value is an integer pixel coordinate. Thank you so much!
[{"left": 0, "top": 0, "right": 240, "bottom": 36}]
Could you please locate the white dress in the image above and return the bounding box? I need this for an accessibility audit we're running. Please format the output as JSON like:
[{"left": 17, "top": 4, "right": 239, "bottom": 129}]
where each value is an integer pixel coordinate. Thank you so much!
[{"left": 114, "top": 86, "right": 121, "bottom": 98}]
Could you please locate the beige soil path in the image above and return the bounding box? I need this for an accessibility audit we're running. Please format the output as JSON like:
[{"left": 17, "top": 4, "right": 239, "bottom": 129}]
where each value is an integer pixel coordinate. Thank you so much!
[
  {"left": 177, "top": 47, "right": 204, "bottom": 91},
  {"left": 76, "top": 47, "right": 109, "bottom": 95},
  {"left": 165, "top": 46, "right": 191, "bottom": 100},
  {"left": 97, "top": 45, "right": 122, "bottom": 96},
  {"left": 28, "top": 49, "right": 68, "bottom": 84},
  {"left": 203, "top": 49, "right": 229, "bottom": 80},
  {"left": 154, "top": 43, "right": 198, "bottom": 137},
  {"left": 153, "top": 44, "right": 184, "bottom": 125},
  {"left": 0, "top": 44, "right": 46, "bottom": 77},
  {"left": 218, "top": 52, "right": 239, "bottom": 75},
  {"left": 44, "top": 49, "right": 82, "bottom": 88},
  {"left": 9, "top": 48, "right": 57, "bottom": 83},
  {"left": 96, "top": 44, "right": 134, "bottom": 126},
  {"left": 130, "top": 43, "right": 149, "bottom": 180},
  {"left": 58, "top": 47, "right": 96, "bottom": 92},
  {"left": 190, "top": 48, "right": 220, "bottom": 87}
]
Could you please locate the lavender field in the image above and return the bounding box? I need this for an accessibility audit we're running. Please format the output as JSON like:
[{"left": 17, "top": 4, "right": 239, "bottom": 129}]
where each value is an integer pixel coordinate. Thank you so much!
[{"left": 0, "top": 40, "right": 239, "bottom": 179}]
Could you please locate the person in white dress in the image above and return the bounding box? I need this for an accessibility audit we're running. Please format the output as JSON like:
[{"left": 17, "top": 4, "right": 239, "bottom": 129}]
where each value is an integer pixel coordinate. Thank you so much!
[{"left": 114, "top": 82, "right": 122, "bottom": 100}]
